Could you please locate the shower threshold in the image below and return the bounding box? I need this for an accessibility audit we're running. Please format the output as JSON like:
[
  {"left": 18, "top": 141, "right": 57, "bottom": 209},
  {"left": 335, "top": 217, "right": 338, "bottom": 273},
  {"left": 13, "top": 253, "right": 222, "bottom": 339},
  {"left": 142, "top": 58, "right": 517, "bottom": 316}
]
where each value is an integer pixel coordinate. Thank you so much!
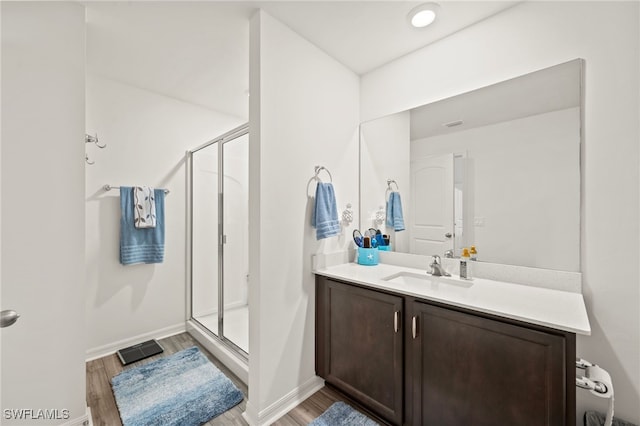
[{"left": 186, "top": 319, "right": 248, "bottom": 385}]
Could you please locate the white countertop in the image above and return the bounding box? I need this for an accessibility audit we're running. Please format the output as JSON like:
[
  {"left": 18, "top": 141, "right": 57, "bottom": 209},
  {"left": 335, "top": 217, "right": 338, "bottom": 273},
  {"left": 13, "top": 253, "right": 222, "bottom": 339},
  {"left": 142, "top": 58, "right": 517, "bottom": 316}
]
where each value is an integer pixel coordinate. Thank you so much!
[{"left": 314, "top": 262, "right": 591, "bottom": 335}]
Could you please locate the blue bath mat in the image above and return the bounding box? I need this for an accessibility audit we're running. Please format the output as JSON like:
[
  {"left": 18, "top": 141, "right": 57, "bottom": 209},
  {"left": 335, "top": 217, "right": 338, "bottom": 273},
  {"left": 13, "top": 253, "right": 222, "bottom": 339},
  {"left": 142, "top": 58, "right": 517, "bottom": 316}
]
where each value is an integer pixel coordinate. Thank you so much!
[
  {"left": 111, "top": 346, "right": 243, "bottom": 426},
  {"left": 309, "top": 401, "right": 380, "bottom": 426}
]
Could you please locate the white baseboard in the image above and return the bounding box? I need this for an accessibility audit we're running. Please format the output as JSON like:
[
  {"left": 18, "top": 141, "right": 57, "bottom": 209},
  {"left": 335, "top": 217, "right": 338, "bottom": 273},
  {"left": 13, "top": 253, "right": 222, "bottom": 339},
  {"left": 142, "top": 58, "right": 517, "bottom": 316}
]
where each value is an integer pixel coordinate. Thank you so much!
[
  {"left": 242, "top": 376, "right": 325, "bottom": 425},
  {"left": 242, "top": 400, "right": 259, "bottom": 426},
  {"left": 62, "top": 406, "right": 92, "bottom": 426},
  {"left": 85, "top": 323, "right": 186, "bottom": 361}
]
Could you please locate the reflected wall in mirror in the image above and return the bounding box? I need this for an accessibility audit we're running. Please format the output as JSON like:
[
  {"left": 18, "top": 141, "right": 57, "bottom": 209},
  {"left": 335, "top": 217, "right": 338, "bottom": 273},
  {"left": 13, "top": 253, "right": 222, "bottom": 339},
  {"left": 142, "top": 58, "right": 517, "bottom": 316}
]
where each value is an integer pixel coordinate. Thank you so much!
[{"left": 360, "top": 59, "right": 582, "bottom": 272}]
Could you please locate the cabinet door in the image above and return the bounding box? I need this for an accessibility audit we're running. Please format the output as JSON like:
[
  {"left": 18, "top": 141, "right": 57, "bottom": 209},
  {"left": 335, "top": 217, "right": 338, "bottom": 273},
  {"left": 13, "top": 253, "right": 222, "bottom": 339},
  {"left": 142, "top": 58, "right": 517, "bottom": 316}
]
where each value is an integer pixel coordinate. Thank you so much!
[
  {"left": 317, "top": 278, "right": 403, "bottom": 425},
  {"left": 410, "top": 301, "right": 568, "bottom": 426}
]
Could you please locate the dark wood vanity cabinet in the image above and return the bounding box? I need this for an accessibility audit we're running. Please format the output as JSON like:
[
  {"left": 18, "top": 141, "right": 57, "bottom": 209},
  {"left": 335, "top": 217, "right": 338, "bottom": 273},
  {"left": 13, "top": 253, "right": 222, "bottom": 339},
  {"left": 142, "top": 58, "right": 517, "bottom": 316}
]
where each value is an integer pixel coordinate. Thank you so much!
[
  {"left": 316, "top": 277, "right": 404, "bottom": 425},
  {"left": 316, "top": 276, "right": 576, "bottom": 426},
  {"left": 408, "top": 300, "right": 575, "bottom": 426}
]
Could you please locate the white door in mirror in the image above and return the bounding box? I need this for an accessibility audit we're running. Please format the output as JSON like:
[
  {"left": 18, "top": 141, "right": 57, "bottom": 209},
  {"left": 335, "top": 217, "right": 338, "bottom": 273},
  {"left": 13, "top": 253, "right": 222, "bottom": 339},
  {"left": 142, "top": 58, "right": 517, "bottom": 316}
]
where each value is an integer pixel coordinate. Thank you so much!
[{"left": 410, "top": 153, "right": 454, "bottom": 256}]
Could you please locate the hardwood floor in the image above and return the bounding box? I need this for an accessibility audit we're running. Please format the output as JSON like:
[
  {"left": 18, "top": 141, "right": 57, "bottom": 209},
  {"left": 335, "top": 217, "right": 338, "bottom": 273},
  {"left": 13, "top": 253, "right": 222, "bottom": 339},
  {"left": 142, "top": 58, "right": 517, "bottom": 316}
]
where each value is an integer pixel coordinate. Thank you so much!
[{"left": 86, "top": 332, "right": 372, "bottom": 425}]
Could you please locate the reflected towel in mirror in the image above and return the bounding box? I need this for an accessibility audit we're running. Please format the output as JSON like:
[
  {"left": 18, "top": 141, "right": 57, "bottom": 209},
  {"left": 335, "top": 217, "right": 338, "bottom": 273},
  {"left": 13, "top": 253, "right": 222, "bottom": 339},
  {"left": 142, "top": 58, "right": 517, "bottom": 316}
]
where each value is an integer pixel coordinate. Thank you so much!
[{"left": 386, "top": 191, "right": 405, "bottom": 232}]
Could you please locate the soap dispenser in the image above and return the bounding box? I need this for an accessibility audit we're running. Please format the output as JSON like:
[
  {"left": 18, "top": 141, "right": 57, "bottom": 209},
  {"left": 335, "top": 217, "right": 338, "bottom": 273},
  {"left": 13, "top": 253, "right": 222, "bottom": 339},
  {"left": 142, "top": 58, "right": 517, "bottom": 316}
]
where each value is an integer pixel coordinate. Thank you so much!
[{"left": 460, "top": 247, "right": 472, "bottom": 280}]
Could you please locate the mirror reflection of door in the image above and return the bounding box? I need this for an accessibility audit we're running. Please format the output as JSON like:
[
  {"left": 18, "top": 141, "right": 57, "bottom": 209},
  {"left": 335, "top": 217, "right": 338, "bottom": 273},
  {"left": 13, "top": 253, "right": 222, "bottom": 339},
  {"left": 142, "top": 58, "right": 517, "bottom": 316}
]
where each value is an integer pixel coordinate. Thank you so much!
[{"left": 410, "top": 153, "right": 454, "bottom": 256}]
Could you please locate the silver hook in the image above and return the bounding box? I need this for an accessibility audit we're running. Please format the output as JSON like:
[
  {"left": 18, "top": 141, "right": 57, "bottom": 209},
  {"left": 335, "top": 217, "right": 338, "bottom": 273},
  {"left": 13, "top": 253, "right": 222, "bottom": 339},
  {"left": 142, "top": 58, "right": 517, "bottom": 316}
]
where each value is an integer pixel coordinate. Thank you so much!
[
  {"left": 85, "top": 153, "right": 95, "bottom": 165},
  {"left": 85, "top": 133, "right": 106, "bottom": 149}
]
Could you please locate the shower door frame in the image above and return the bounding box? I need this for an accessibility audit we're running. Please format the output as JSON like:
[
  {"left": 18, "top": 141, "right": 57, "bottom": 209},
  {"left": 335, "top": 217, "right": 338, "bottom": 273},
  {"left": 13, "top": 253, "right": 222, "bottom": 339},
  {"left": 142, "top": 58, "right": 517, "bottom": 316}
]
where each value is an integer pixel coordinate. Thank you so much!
[{"left": 187, "top": 122, "right": 249, "bottom": 361}]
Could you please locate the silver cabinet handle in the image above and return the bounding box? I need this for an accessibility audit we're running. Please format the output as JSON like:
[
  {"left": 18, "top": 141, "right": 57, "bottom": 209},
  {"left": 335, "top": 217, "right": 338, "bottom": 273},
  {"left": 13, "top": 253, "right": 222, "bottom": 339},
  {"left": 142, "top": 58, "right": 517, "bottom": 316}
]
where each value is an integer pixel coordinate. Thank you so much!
[
  {"left": 1, "top": 310, "right": 20, "bottom": 328},
  {"left": 394, "top": 311, "right": 400, "bottom": 333},
  {"left": 445, "top": 232, "right": 452, "bottom": 238},
  {"left": 412, "top": 316, "right": 417, "bottom": 339}
]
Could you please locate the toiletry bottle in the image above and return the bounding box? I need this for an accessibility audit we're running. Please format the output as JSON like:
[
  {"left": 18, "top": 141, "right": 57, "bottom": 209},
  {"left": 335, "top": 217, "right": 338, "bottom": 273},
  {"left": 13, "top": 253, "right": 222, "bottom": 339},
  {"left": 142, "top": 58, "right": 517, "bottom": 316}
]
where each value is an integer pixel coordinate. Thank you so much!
[
  {"left": 363, "top": 236, "right": 371, "bottom": 248},
  {"left": 375, "top": 229, "right": 384, "bottom": 247},
  {"left": 470, "top": 245, "right": 478, "bottom": 261},
  {"left": 460, "top": 247, "right": 472, "bottom": 280}
]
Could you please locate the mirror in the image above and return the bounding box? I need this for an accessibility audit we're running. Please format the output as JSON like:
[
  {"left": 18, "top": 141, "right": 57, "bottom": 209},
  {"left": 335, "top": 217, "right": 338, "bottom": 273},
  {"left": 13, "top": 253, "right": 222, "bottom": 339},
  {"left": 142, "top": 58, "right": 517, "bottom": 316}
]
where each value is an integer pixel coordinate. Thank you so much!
[{"left": 360, "top": 59, "right": 582, "bottom": 272}]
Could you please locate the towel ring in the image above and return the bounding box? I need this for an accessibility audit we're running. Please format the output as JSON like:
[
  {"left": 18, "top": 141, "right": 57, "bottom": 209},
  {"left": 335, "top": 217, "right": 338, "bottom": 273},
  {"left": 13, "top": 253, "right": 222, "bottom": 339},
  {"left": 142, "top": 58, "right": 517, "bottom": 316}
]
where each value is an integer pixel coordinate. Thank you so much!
[
  {"left": 387, "top": 179, "right": 399, "bottom": 190},
  {"left": 314, "top": 166, "right": 333, "bottom": 183}
]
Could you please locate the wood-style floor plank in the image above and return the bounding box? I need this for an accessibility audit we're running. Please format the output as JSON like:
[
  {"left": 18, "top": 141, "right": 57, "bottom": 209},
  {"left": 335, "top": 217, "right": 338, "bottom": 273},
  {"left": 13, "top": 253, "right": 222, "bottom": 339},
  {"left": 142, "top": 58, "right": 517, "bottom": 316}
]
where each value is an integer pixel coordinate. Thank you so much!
[
  {"left": 86, "top": 359, "right": 122, "bottom": 426},
  {"left": 86, "top": 332, "right": 370, "bottom": 426}
]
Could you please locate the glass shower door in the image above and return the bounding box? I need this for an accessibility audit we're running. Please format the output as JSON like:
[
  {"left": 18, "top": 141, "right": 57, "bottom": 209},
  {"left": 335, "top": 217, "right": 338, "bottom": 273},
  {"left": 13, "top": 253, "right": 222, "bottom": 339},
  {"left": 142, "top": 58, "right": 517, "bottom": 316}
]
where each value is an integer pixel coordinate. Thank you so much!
[
  {"left": 222, "top": 134, "right": 249, "bottom": 354},
  {"left": 190, "top": 124, "right": 249, "bottom": 357},
  {"left": 191, "top": 142, "right": 220, "bottom": 337}
]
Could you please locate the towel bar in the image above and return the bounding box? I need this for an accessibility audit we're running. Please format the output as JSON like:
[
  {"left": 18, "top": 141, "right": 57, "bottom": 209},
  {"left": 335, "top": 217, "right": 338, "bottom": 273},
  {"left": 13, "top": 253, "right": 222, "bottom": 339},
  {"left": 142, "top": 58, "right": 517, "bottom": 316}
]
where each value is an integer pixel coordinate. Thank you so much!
[{"left": 104, "top": 184, "right": 170, "bottom": 195}]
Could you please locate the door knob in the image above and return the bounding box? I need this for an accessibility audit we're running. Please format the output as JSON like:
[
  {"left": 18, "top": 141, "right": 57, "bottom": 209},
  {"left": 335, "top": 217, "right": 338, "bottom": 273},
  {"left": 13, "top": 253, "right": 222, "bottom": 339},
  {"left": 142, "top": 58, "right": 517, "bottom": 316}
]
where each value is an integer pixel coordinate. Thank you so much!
[
  {"left": 0, "top": 310, "right": 20, "bottom": 328},
  {"left": 444, "top": 232, "right": 452, "bottom": 238}
]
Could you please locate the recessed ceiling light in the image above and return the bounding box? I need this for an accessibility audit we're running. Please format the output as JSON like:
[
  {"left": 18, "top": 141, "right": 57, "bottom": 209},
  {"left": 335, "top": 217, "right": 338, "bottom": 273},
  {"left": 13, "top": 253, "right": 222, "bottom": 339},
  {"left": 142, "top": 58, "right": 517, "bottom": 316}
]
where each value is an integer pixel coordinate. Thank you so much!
[{"left": 408, "top": 3, "right": 440, "bottom": 28}]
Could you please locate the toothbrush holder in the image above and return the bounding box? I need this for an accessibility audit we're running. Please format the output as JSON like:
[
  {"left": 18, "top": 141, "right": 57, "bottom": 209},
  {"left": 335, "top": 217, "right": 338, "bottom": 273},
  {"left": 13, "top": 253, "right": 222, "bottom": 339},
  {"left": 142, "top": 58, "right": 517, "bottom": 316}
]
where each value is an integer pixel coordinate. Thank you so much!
[{"left": 357, "top": 247, "right": 379, "bottom": 266}]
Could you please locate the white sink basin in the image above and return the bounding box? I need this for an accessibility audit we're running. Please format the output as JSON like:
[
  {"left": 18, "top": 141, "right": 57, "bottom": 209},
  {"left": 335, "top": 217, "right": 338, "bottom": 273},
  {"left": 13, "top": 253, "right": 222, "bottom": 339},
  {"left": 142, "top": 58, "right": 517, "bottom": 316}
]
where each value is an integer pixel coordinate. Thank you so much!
[{"left": 382, "top": 271, "right": 473, "bottom": 288}]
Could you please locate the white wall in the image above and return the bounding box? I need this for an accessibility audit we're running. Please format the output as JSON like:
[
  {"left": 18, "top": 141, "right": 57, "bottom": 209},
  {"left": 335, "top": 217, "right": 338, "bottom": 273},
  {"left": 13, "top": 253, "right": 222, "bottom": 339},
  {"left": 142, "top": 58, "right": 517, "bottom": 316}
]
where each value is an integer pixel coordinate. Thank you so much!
[
  {"left": 1, "top": 2, "right": 87, "bottom": 424},
  {"left": 412, "top": 108, "right": 581, "bottom": 271},
  {"left": 247, "top": 10, "right": 360, "bottom": 424},
  {"left": 361, "top": 2, "right": 640, "bottom": 423},
  {"left": 360, "top": 111, "right": 411, "bottom": 252},
  {"left": 85, "top": 74, "right": 243, "bottom": 356}
]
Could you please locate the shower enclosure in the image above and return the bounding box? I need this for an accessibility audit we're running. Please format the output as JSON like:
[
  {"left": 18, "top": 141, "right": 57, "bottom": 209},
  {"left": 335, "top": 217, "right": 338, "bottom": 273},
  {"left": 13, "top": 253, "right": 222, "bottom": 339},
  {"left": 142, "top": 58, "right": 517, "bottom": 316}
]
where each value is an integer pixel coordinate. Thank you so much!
[{"left": 189, "top": 124, "right": 249, "bottom": 359}]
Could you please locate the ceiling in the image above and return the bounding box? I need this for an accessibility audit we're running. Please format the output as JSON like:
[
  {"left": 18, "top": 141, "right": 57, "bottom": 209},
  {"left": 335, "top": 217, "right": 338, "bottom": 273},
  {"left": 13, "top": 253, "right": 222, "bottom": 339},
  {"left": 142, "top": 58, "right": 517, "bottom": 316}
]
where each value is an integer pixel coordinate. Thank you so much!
[{"left": 85, "top": 1, "right": 519, "bottom": 120}]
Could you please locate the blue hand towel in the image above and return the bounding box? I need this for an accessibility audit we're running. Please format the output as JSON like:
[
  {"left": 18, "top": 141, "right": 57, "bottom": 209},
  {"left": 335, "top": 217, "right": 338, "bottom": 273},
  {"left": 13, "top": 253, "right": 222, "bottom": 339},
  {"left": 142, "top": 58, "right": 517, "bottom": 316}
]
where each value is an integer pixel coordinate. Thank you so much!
[
  {"left": 311, "top": 182, "right": 341, "bottom": 240},
  {"left": 386, "top": 191, "right": 405, "bottom": 232},
  {"left": 120, "top": 187, "right": 165, "bottom": 265}
]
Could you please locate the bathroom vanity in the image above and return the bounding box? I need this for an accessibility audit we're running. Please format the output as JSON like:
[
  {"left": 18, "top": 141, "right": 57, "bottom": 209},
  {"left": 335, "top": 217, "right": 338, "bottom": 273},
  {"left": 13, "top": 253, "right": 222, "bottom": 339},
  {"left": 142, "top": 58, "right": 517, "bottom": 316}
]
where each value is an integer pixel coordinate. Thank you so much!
[
  {"left": 321, "top": 57, "right": 589, "bottom": 426},
  {"left": 314, "top": 262, "right": 590, "bottom": 426}
]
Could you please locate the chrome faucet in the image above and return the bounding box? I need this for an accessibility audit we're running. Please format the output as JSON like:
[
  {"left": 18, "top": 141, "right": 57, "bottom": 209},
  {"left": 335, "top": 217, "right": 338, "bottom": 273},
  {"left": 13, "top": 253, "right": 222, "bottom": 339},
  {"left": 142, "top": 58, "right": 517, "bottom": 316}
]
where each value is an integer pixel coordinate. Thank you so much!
[{"left": 428, "top": 255, "right": 451, "bottom": 277}]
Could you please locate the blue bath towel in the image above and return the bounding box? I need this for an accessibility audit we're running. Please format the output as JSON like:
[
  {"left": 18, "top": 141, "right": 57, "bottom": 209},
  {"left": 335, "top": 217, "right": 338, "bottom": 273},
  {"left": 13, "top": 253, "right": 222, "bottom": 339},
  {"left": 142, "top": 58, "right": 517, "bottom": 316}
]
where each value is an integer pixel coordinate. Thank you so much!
[
  {"left": 311, "top": 182, "right": 341, "bottom": 240},
  {"left": 386, "top": 191, "right": 405, "bottom": 232},
  {"left": 120, "top": 187, "right": 165, "bottom": 265}
]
